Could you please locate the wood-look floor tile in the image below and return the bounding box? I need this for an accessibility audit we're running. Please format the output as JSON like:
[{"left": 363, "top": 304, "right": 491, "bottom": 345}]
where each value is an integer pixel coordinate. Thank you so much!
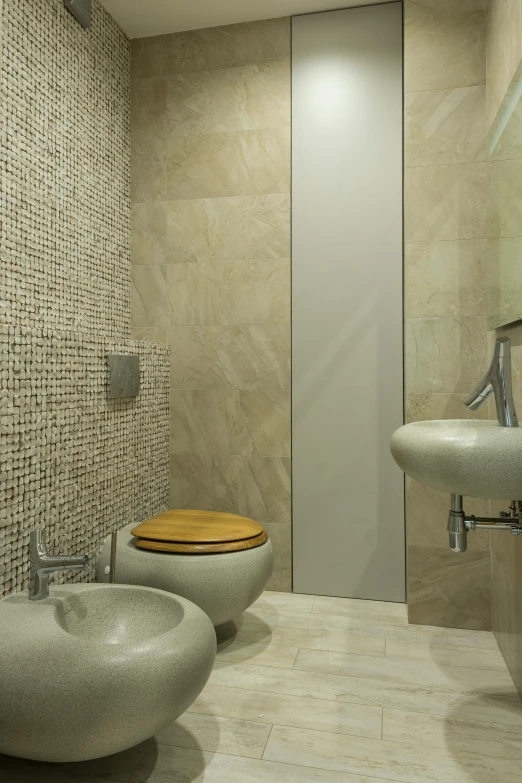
[
  {"left": 264, "top": 724, "right": 521, "bottom": 783},
  {"left": 132, "top": 745, "right": 391, "bottom": 783},
  {"left": 228, "top": 619, "right": 386, "bottom": 656},
  {"left": 385, "top": 637, "right": 508, "bottom": 672},
  {"left": 155, "top": 712, "right": 271, "bottom": 758},
  {"left": 187, "top": 684, "right": 383, "bottom": 738},
  {"left": 243, "top": 607, "right": 499, "bottom": 649},
  {"left": 216, "top": 639, "right": 298, "bottom": 668},
  {"left": 382, "top": 708, "right": 522, "bottom": 760},
  {"left": 208, "top": 662, "right": 522, "bottom": 727},
  {"left": 312, "top": 597, "right": 408, "bottom": 625},
  {"left": 293, "top": 648, "right": 515, "bottom": 693},
  {"left": 252, "top": 591, "right": 315, "bottom": 613}
]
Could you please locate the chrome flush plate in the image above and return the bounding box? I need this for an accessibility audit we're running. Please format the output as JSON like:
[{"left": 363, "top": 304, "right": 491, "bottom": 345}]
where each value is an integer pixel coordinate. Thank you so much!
[{"left": 107, "top": 354, "right": 140, "bottom": 398}]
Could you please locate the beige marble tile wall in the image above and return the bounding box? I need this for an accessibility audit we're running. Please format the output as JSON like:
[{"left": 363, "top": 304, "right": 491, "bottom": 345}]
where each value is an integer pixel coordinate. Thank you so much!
[
  {"left": 486, "top": 0, "right": 522, "bottom": 693},
  {"left": 130, "top": 19, "right": 291, "bottom": 590},
  {"left": 487, "top": 0, "right": 522, "bottom": 128},
  {"left": 404, "top": 0, "right": 492, "bottom": 629},
  {"left": 487, "top": 218, "right": 522, "bottom": 691}
]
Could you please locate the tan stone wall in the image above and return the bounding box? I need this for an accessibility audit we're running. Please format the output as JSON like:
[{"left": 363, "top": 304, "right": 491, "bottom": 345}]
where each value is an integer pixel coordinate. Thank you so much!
[
  {"left": 130, "top": 19, "right": 291, "bottom": 590},
  {"left": 1, "top": 0, "right": 169, "bottom": 597},
  {"left": 404, "top": 0, "right": 492, "bottom": 629},
  {"left": 487, "top": 0, "right": 522, "bottom": 128},
  {"left": 486, "top": 0, "right": 522, "bottom": 692}
]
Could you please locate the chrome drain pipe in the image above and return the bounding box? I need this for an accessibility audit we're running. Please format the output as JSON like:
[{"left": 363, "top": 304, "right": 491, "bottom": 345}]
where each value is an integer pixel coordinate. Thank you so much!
[
  {"left": 448, "top": 496, "right": 522, "bottom": 552},
  {"left": 448, "top": 494, "right": 467, "bottom": 553}
]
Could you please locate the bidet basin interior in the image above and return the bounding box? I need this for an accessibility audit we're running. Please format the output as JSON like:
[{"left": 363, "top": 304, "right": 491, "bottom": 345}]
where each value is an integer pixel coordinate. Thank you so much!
[
  {"left": 390, "top": 419, "right": 522, "bottom": 499},
  {"left": 54, "top": 584, "right": 184, "bottom": 644}
]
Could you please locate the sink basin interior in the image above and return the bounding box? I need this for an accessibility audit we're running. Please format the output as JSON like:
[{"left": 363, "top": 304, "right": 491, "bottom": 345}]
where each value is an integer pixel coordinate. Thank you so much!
[{"left": 55, "top": 586, "right": 184, "bottom": 644}]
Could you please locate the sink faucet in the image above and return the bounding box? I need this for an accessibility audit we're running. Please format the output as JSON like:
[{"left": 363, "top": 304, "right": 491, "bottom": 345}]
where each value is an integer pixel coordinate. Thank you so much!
[
  {"left": 29, "top": 529, "right": 90, "bottom": 601},
  {"left": 463, "top": 337, "right": 518, "bottom": 427}
]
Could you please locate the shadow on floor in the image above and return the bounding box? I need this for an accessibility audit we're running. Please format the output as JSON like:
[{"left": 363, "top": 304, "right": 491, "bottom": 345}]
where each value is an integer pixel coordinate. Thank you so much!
[
  {"left": 0, "top": 729, "right": 204, "bottom": 783},
  {"left": 442, "top": 689, "right": 522, "bottom": 780},
  {"left": 214, "top": 612, "right": 274, "bottom": 663}
]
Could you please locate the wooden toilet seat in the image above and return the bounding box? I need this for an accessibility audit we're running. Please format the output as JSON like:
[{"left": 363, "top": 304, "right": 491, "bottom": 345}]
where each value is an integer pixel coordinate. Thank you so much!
[{"left": 131, "top": 509, "right": 268, "bottom": 555}]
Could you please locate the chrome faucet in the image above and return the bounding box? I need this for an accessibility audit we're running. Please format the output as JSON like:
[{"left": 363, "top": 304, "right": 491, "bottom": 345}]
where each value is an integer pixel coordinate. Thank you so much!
[
  {"left": 29, "top": 529, "right": 90, "bottom": 601},
  {"left": 463, "top": 337, "right": 518, "bottom": 427}
]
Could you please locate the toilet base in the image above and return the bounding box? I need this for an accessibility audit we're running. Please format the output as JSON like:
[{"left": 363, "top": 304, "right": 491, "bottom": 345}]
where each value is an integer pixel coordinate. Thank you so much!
[{"left": 97, "top": 523, "right": 273, "bottom": 626}]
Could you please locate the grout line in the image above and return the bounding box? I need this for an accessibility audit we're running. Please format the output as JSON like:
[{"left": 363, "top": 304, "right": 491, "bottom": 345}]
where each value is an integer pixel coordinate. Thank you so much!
[
  {"left": 131, "top": 191, "right": 291, "bottom": 206},
  {"left": 186, "top": 687, "right": 383, "bottom": 712},
  {"left": 404, "top": 238, "right": 487, "bottom": 246},
  {"left": 404, "top": 159, "right": 487, "bottom": 172},
  {"left": 486, "top": 155, "right": 522, "bottom": 165},
  {"left": 261, "top": 723, "right": 275, "bottom": 758},
  {"left": 290, "top": 652, "right": 515, "bottom": 679},
  {"left": 360, "top": 725, "right": 522, "bottom": 762},
  {"left": 185, "top": 708, "right": 384, "bottom": 736},
  {"left": 224, "top": 638, "right": 387, "bottom": 659},
  {"left": 381, "top": 707, "right": 384, "bottom": 740},
  {"left": 131, "top": 258, "right": 291, "bottom": 267},
  {"left": 130, "top": 738, "right": 155, "bottom": 775},
  {"left": 245, "top": 622, "right": 498, "bottom": 651},
  {"left": 256, "top": 726, "right": 522, "bottom": 778},
  {"left": 131, "top": 189, "right": 291, "bottom": 202},
  {"left": 404, "top": 84, "right": 486, "bottom": 98},
  {"left": 250, "top": 608, "right": 410, "bottom": 628},
  {"left": 203, "top": 677, "right": 521, "bottom": 726},
  {"left": 148, "top": 739, "right": 416, "bottom": 783},
  {"left": 185, "top": 708, "right": 380, "bottom": 747},
  {"left": 219, "top": 652, "right": 517, "bottom": 692},
  {"left": 132, "top": 58, "right": 290, "bottom": 83},
  {"left": 156, "top": 718, "right": 522, "bottom": 765},
  {"left": 170, "top": 451, "right": 292, "bottom": 459}
]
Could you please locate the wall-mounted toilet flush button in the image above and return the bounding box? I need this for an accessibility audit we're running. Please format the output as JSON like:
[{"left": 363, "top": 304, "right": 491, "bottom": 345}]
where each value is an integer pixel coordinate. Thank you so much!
[
  {"left": 107, "top": 354, "right": 140, "bottom": 398},
  {"left": 104, "top": 566, "right": 110, "bottom": 575}
]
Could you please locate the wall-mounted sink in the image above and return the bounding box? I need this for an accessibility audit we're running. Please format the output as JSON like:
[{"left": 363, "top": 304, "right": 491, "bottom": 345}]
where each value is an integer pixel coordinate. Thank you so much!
[
  {"left": 0, "top": 583, "right": 216, "bottom": 763},
  {"left": 391, "top": 419, "right": 522, "bottom": 499}
]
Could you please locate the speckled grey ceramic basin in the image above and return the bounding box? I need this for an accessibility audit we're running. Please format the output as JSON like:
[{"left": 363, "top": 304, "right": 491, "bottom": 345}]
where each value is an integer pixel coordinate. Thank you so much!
[
  {"left": 55, "top": 585, "right": 183, "bottom": 644},
  {"left": 391, "top": 419, "right": 522, "bottom": 499},
  {"left": 0, "top": 583, "right": 216, "bottom": 763}
]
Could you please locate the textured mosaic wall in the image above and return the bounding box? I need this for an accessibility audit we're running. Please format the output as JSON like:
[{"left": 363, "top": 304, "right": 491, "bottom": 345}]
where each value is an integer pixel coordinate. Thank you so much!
[
  {"left": 0, "top": 326, "right": 169, "bottom": 597},
  {"left": 1, "top": 0, "right": 131, "bottom": 338},
  {"left": 0, "top": 0, "right": 170, "bottom": 598}
]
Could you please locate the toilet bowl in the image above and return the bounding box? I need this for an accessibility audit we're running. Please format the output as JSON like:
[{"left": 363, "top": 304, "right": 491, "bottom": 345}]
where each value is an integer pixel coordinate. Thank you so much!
[{"left": 97, "top": 510, "right": 274, "bottom": 626}]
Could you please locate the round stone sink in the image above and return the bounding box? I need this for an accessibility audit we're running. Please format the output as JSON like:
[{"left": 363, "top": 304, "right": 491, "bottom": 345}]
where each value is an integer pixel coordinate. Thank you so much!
[
  {"left": 0, "top": 584, "right": 216, "bottom": 763},
  {"left": 55, "top": 585, "right": 184, "bottom": 644},
  {"left": 391, "top": 419, "right": 522, "bottom": 499}
]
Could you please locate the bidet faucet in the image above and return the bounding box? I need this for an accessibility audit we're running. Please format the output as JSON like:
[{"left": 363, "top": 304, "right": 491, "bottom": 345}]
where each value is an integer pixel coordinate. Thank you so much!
[
  {"left": 463, "top": 337, "right": 518, "bottom": 427},
  {"left": 29, "top": 529, "right": 90, "bottom": 601}
]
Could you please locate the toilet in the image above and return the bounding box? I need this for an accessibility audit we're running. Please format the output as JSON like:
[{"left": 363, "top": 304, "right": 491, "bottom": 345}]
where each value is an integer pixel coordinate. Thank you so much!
[{"left": 97, "top": 510, "right": 273, "bottom": 626}]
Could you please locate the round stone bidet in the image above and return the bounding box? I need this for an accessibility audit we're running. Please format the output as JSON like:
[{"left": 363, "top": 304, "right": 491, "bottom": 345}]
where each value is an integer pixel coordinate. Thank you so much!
[
  {"left": 0, "top": 583, "right": 216, "bottom": 762},
  {"left": 97, "top": 510, "right": 274, "bottom": 626}
]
